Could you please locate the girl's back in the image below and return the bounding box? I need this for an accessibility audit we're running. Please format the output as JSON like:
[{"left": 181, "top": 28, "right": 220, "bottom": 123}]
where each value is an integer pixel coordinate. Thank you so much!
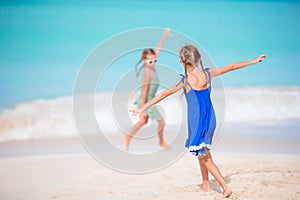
[{"left": 185, "top": 68, "right": 210, "bottom": 92}]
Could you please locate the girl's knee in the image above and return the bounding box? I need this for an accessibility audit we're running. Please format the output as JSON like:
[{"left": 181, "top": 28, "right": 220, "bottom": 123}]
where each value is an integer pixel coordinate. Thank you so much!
[
  {"left": 137, "top": 119, "right": 148, "bottom": 126},
  {"left": 158, "top": 119, "right": 165, "bottom": 127},
  {"left": 200, "top": 153, "right": 211, "bottom": 164}
]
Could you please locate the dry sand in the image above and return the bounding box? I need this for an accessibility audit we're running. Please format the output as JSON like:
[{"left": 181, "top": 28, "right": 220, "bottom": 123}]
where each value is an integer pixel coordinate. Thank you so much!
[{"left": 0, "top": 136, "right": 300, "bottom": 200}]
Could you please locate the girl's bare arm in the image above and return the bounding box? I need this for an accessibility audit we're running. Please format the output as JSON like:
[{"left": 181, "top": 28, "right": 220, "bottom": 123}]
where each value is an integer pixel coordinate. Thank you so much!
[
  {"left": 209, "top": 54, "right": 266, "bottom": 78},
  {"left": 155, "top": 28, "right": 172, "bottom": 56},
  {"left": 130, "top": 77, "right": 184, "bottom": 116},
  {"left": 140, "top": 70, "right": 151, "bottom": 108}
]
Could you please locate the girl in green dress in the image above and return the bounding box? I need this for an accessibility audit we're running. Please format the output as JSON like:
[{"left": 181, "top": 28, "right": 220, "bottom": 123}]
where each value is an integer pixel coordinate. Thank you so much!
[{"left": 124, "top": 28, "right": 171, "bottom": 151}]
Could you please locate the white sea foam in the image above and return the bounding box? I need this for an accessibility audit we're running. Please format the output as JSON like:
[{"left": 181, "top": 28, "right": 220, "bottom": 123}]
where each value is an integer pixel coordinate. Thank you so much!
[
  {"left": 224, "top": 86, "right": 300, "bottom": 124},
  {"left": 0, "top": 86, "right": 299, "bottom": 142}
]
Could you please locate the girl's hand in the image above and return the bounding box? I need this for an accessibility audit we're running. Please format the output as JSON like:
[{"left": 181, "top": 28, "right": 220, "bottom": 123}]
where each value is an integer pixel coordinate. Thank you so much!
[
  {"left": 251, "top": 54, "right": 266, "bottom": 64},
  {"left": 129, "top": 108, "right": 143, "bottom": 116},
  {"left": 162, "top": 28, "right": 172, "bottom": 39}
]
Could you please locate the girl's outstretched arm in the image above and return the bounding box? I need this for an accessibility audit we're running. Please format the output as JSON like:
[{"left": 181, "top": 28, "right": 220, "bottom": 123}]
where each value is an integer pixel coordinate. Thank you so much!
[
  {"left": 140, "top": 69, "right": 151, "bottom": 107},
  {"left": 155, "top": 28, "right": 172, "bottom": 56},
  {"left": 138, "top": 68, "right": 151, "bottom": 118},
  {"left": 130, "top": 77, "right": 184, "bottom": 116},
  {"left": 210, "top": 54, "right": 266, "bottom": 78}
]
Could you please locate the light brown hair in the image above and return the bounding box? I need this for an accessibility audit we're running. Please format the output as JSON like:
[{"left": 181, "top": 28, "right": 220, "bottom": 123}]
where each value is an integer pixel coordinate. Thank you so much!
[
  {"left": 179, "top": 45, "right": 207, "bottom": 89},
  {"left": 141, "top": 48, "right": 156, "bottom": 59},
  {"left": 135, "top": 49, "right": 157, "bottom": 78}
]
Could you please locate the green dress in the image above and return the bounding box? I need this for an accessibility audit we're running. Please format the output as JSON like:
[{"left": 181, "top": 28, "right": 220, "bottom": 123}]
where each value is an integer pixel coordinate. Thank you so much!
[{"left": 134, "top": 72, "right": 163, "bottom": 120}]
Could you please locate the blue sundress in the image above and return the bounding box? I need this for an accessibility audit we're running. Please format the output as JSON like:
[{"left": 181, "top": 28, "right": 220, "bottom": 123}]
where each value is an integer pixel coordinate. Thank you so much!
[{"left": 178, "top": 68, "right": 216, "bottom": 156}]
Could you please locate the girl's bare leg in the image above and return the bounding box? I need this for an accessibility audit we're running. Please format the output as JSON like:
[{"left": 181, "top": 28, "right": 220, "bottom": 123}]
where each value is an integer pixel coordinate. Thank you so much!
[
  {"left": 123, "top": 116, "right": 148, "bottom": 151},
  {"left": 198, "top": 156, "right": 211, "bottom": 192},
  {"left": 157, "top": 119, "right": 169, "bottom": 149},
  {"left": 199, "top": 150, "right": 232, "bottom": 198}
]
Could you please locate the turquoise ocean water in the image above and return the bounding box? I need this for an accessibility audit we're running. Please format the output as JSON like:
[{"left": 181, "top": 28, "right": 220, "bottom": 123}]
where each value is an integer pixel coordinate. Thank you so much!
[
  {"left": 0, "top": 0, "right": 300, "bottom": 144},
  {"left": 0, "top": 0, "right": 300, "bottom": 109}
]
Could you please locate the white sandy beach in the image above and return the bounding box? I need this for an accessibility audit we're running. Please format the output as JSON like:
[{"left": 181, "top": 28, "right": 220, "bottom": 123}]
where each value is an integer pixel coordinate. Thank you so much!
[{"left": 0, "top": 135, "right": 300, "bottom": 200}]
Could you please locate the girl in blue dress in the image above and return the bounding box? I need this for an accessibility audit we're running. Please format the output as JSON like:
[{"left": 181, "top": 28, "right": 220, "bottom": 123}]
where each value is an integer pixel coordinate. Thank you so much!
[{"left": 130, "top": 44, "right": 266, "bottom": 198}]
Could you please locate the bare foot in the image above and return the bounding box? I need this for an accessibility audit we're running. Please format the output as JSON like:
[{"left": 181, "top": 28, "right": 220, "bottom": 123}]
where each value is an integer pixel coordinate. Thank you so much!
[
  {"left": 222, "top": 187, "right": 233, "bottom": 198},
  {"left": 123, "top": 135, "right": 131, "bottom": 151},
  {"left": 159, "top": 142, "right": 171, "bottom": 149},
  {"left": 199, "top": 184, "right": 211, "bottom": 192}
]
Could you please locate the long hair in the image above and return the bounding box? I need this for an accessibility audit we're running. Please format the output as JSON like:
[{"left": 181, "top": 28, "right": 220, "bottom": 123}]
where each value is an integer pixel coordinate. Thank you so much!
[{"left": 179, "top": 45, "right": 208, "bottom": 89}]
